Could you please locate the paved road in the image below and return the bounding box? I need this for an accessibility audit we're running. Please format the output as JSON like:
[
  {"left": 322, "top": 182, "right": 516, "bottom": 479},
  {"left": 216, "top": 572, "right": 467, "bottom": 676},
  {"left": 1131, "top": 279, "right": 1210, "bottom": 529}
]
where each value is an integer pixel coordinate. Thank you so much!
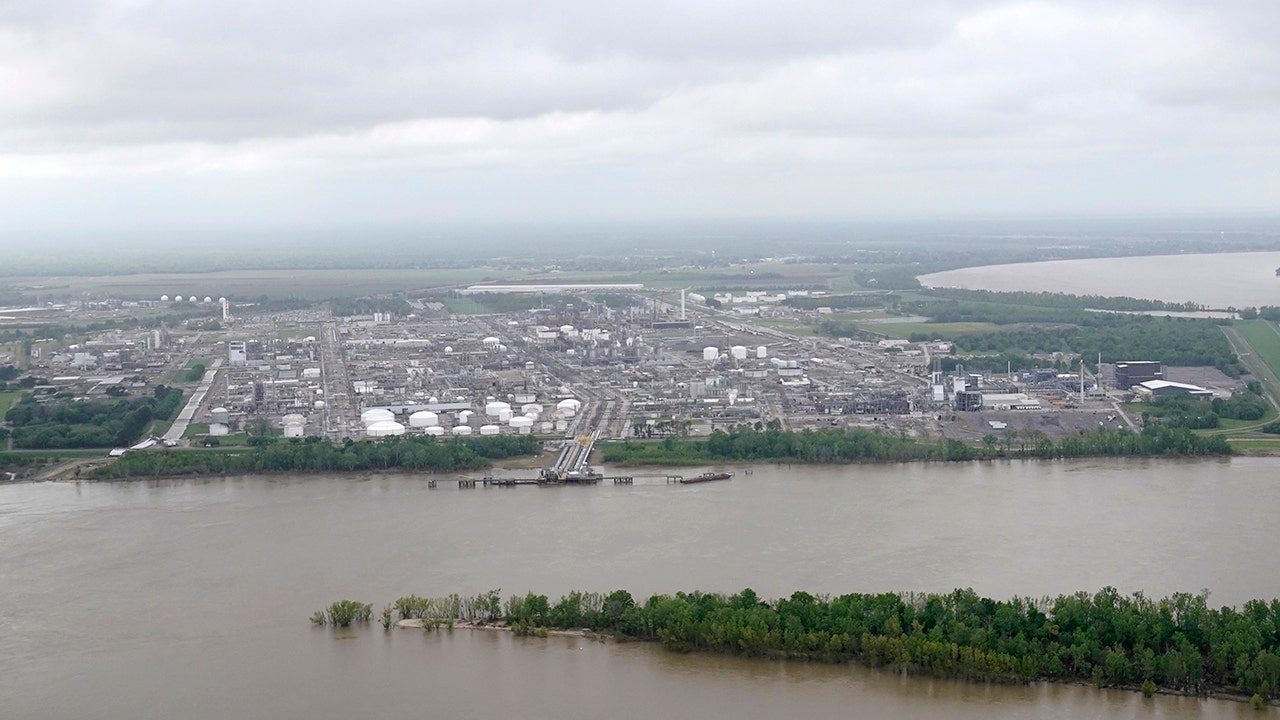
[{"left": 164, "top": 358, "right": 224, "bottom": 442}]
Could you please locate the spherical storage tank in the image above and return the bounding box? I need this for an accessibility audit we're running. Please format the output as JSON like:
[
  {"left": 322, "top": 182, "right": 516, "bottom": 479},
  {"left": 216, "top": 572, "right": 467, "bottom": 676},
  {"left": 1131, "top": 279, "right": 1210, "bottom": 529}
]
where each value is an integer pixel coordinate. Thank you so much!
[
  {"left": 361, "top": 408, "right": 395, "bottom": 425},
  {"left": 366, "top": 420, "right": 406, "bottom": 437},
  {"left": 160, "top": 295, "right": 169, "bottom": 302},
  {"left": 478, "top": 424, "right": 501, "bottom": 436},
  {"left": 731, "top": 345, "right": 748, "bottom": 360},
  {"left": 408, "top": 411, "right": 439, "bottom": 428},
  {"left": 703, "top": 346, "right": 719, "bottom": 361},
  {"left": 425, "top": 426, "right": 445, "bottom": 437},
  {"left": 452, "top": 425, "right": 473, "bottom": 436}
]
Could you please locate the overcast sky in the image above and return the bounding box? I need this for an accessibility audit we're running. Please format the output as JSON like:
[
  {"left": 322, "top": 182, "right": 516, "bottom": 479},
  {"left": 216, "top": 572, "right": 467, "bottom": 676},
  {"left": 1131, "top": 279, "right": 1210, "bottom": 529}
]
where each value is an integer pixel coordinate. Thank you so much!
[{"left": 1, "top": 0, "right": 1277, "bottom": 241}]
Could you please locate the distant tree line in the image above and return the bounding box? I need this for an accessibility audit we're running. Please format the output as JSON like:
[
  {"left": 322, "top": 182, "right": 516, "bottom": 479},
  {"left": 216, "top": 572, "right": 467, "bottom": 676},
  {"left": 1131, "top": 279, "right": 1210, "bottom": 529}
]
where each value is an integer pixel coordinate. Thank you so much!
[
  {"left": 601, "top": 424, "right": 1230, "bottom": 466},
  {"left": 382, "top": 585, "right": 1280, "bottom": 701},
  {"left": 92, "top": 434, "right": 542, "bottom": 478},
  {"left": 329, "top": 296, "right": 412, "bottom": 317},
  {"left": 925, "top": 288, "right": 1206, "bottom": 313},
  {"left": 5, "top": 386, "right": 184, "bottom": 449}
]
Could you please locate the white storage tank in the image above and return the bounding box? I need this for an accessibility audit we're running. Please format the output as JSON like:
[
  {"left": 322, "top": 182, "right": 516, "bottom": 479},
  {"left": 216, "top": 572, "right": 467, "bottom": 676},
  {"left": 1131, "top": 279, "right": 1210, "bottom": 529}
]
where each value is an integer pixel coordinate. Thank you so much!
[
  {"left": 314, "top": 400, "right": 326, "bottom": 409},
  {"left": 408, "top": 411, "right": 439, "bottom": 428},
  {"left": 361, "top": 408, "right": 395, "bottom": 425},
  {"left": 479, "top": 424, "right": 501, "bottom": 436},
  {"left": 498, "top": 408, "right": 512, "bottom": 423},
  {"left": 509, "top": 416, "right": 534, "bottom": 434},
  {"left": 425, "top": 426, "right": 445, "bottom": 437},
  {"left": 757, "top": 346, "right": 768, "bottom": 359},
  {"left": 209, "top": 423, "right": 229, "bottom": 436},
  {"left": 703, "top": 346, "right": 719, "bottom": 361},
  {"left": 282, "top": 413, "right": 306, "bottom": 427},
  {"left": 452, "top": 425, "right": 473, "bottom": 436},
  {"left": 485, "top": 401, "right": 511, "bottom": 417},
  {"left": 366, "top": 420, "right": 406, "bottom": 437},
  {"left": 283, "top": 423, "right": 305, "bottom": 438},
  {"left": 482, "top": 336, "right": 501, "bottom": 347},
  {"left": 458, "top": 410, "right": 473, "bottom": 424},
  {"left": 731, "top": 345, "right": 748, "bottom": 360},
  {"left": 521, "top": 403, "right": 544, "bottom": 416},
  {"left": 539, "top": 422, "right": 553, "bottom": 434},
  {"left": 210, "top": 407, "right": 230, "bottom": 424}
]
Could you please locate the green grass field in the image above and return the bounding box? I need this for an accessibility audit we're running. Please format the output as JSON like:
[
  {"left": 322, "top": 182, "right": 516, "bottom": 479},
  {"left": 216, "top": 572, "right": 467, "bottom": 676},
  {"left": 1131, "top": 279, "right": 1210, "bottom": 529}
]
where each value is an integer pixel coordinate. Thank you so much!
[
  {"left": 442, "top": 297, "right": 489, "bottom": 314},
  {"left": 12, "top": 267, "right": 512, "bottom": 301},
  {"left": 0, "top": 390, "right": 21, "bottom": 418},
  {"left": 1236, "top": 320, "right": 1280, "bottom": 380},
  {"left": 863, "top": 321, "right": 1002, "bottom": 338}
]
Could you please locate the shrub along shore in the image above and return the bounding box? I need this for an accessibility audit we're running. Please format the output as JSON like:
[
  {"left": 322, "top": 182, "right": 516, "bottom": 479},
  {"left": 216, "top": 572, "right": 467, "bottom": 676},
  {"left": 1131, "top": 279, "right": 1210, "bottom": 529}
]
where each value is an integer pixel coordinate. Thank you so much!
[{"left": 318, "top": 587, "right": 1280, "bottom": 706}]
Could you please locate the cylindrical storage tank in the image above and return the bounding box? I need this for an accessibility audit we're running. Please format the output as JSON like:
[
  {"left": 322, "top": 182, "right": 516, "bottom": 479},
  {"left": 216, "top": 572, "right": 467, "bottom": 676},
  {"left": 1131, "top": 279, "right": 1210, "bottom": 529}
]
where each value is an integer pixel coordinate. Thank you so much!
[
  {"left": 757, "top": 346, "right": 767, "bottom": 359},
  {"left": 452, "top": 425, "right": 473, "bottom": 436},
  {"left": 366, "top": 420, "right": 406, "bottom": 437},
  {"left": 498, "top": 408, "right": 512, "bottom": 423},
  {"left": 283, "top": 413, "right": 306, "bottom": 425},
  {"left": 509, "top": 416, "right": 534, "bottom": 434},
  {"left": 731, "top": 345, "right": 748, "bottom": 360},
  {"left": 209, "top": 423, "right": 229, "bottom": 436},
  {"left": 485, "top": 401, "right": 511, "bottom": 417},
  {"left": 521, "top": 403, "right": 543, "bottom": 415},
  {"left": 408, "top": 411, "right": 439, "bottom": 428},
  {"left": 210, "top": 407, "right": 230, "bottom": 424},
  {"left": 283, "top": 422, "right": 305, "bottom": 438},
  {"left": 479, "top": 424, "right": 500, "bottom": 436},
  {"left": 556, "top": 398, "right": 581, "bottom": 412},
  {"left": 554, "top": 419, "right": 569, "bottom": 432},
  {"left": 458, "top": 410, "right": 473, "bottom": 423},
  {"left": 361, "top": 408, "right": 394, "bottom": 425},
  {"left": 482, "top": 336, "right": 500, "bottom": 347},
  {"left": 703, "top": 346, "right": 718, "bottom": 361},
  {"left": 523, "top": 411, "right": 540, "bottom": 423},
  {"left": 425, "top": 426, "right": 445, "bottom": 437},
  {"left": 314, "top": 400, "right": 326, "bottom": 409},
  {"left": 540, "top": 422, "right": 553, "bottom": 434}
]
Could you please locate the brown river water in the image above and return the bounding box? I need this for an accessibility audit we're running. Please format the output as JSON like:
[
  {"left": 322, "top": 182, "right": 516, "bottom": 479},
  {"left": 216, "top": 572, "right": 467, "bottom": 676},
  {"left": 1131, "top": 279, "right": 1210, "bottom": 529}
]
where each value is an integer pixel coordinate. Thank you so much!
[
  {"left": 918, "top": 251, "right": 1280, "bottom": 309},
  {"left": 1, "top": 457, "right": 1276, "bottom": 718}
]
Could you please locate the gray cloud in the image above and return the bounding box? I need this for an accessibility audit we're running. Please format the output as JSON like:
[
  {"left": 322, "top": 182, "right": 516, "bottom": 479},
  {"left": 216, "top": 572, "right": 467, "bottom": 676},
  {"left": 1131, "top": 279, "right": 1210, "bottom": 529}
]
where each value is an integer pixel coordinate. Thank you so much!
[{"left": 0, "top": 0, "right": 1277, "bottom": 233}]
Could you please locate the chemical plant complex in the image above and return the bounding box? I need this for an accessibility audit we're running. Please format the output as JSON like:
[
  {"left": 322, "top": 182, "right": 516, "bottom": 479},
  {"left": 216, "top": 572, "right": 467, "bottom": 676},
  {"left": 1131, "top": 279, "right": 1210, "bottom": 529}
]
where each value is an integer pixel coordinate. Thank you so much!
[{"left": 4, "top": 281, "right": 1251, "bottom": 467}]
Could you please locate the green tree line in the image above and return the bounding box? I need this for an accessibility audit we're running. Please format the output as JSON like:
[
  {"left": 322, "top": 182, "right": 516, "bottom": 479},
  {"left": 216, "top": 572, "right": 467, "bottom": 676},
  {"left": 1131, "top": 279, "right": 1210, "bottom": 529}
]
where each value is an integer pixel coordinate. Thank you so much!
[
  {"left": 601, "top": 424, "right": 1230, "bottom": 466},
  {"left": 384, "top": 586, "right": 1280, "bottom": 699},
  {"left": 92, "top": 434, "right": 542, "bottom": 478}
]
